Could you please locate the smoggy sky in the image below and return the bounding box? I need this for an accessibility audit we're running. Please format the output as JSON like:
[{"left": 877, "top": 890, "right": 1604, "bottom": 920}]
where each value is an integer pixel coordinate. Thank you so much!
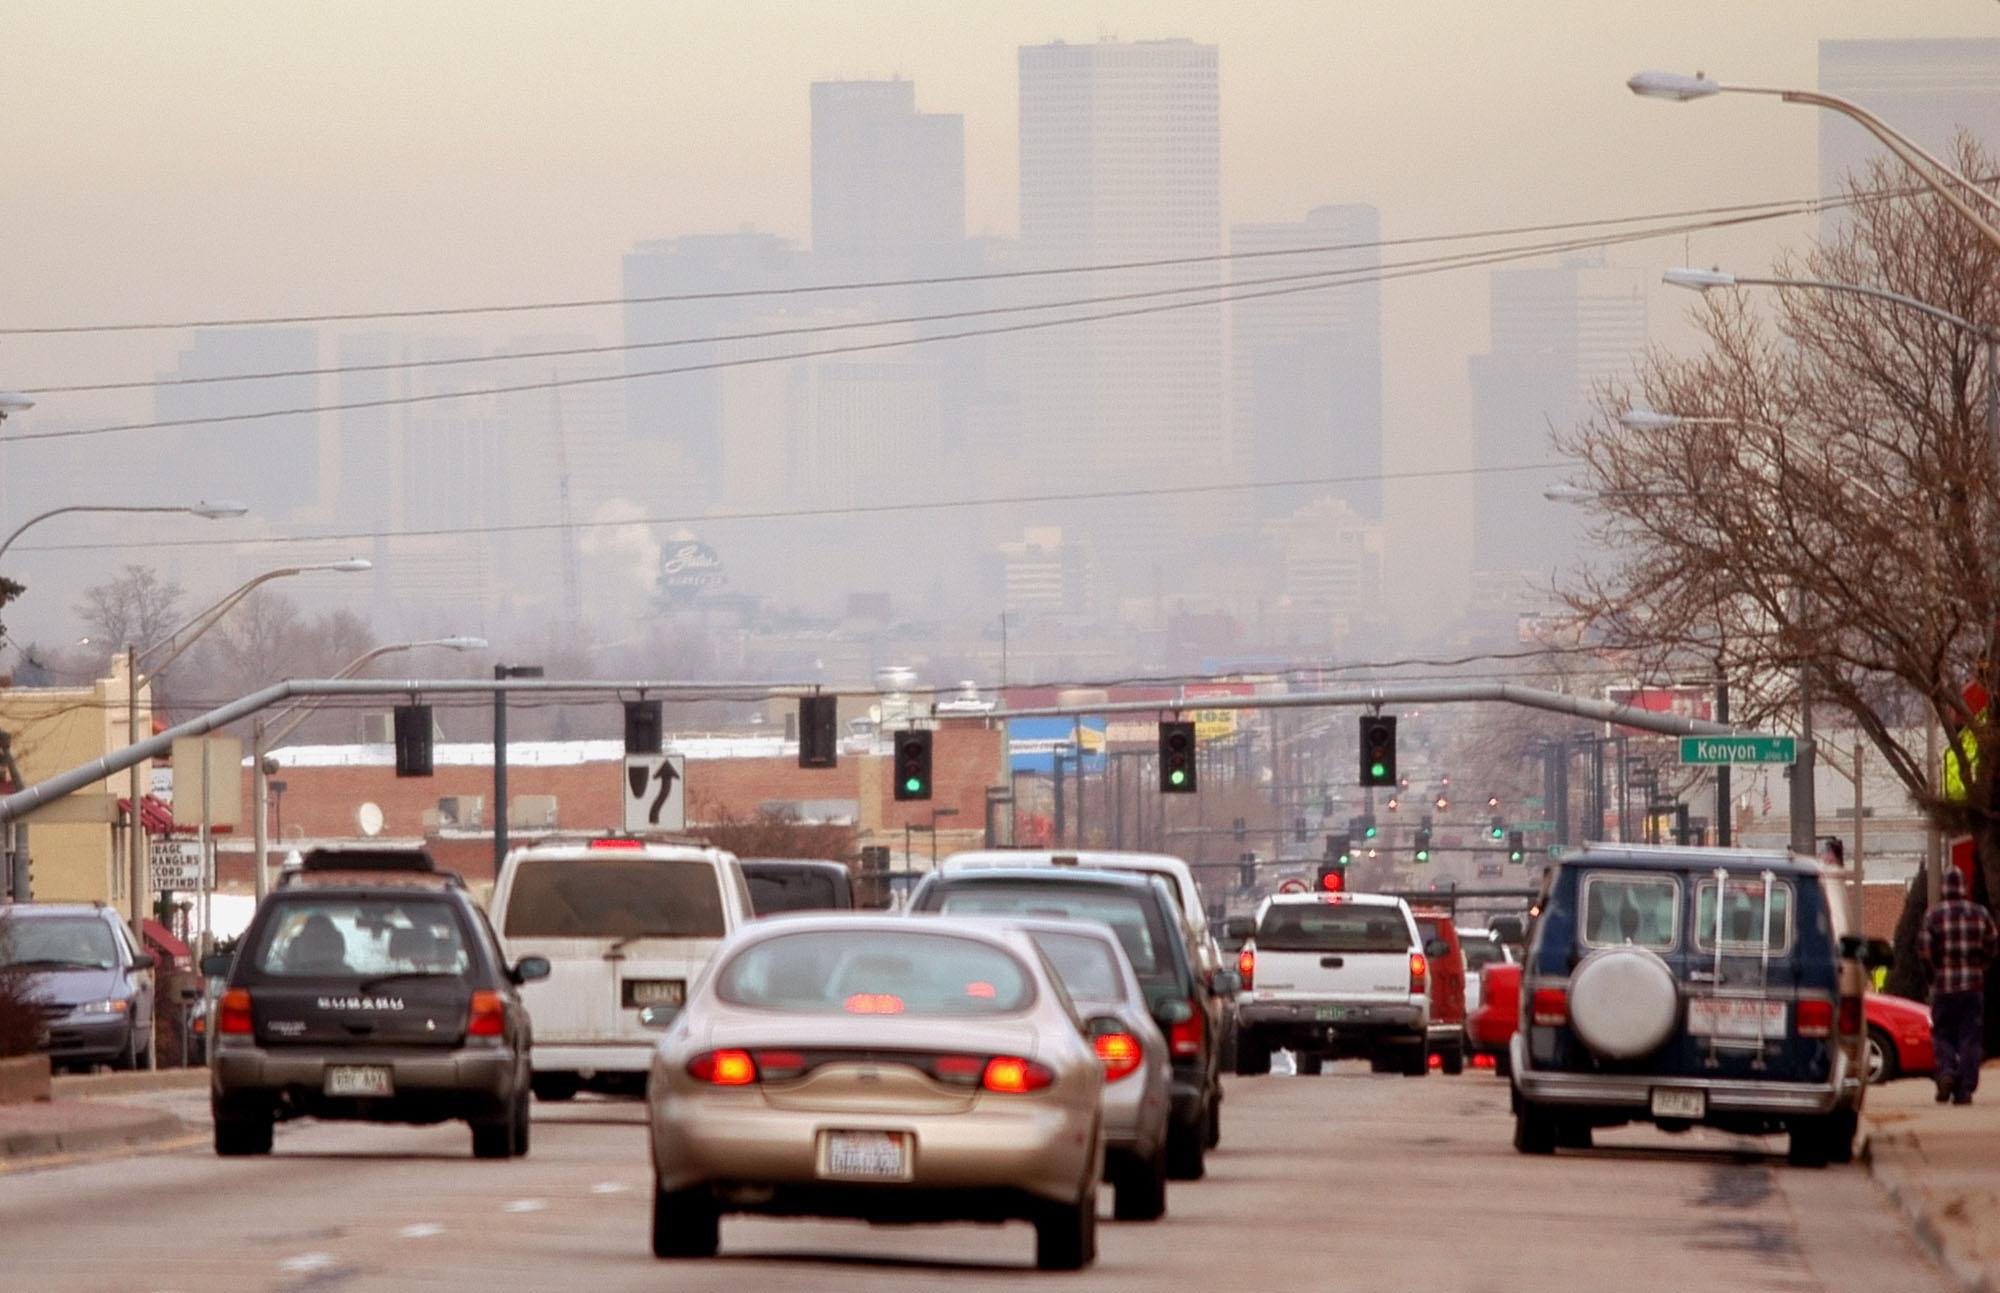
[{"left": 1, "top": 1, "right": 1993, "bottom": 632}]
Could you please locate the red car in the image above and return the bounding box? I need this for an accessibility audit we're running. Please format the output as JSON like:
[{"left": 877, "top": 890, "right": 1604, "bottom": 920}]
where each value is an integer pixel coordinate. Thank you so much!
[
  {"left": 1411, "top": 911, "right": 1467, "bottom": 1074},
  {"left": 1466, "top": 963, "right": 1932, "bottom": 1086}
]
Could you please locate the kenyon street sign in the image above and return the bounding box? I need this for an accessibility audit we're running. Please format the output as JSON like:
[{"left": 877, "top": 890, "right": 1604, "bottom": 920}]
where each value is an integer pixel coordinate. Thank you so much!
[{"left": 1679, "top": 735, "right": 1797, "bottom": 766}]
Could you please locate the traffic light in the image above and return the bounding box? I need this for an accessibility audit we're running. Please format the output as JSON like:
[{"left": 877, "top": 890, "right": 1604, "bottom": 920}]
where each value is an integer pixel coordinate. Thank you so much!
[
  {"left": 625, "top": 699, "right": 663, "bottom": 755},
  {"left": 1295, "top": 817, "right": 1308, "bottom": 843},
  {"left": 1489, "top": 814, "right": 1505, "bottom": 841},
  {"left": 1316, "top": 855, "right": 1348, "bottom": 893},
  {"left": 394, "top": 704, "right": 433, "bottom": 777},
  {"left": 798, "top": 695, "right": 838, "bottom": 768},
  {"left": 1158, "top": 720, "right": 1196, "bottom": 793},
  {"left": 1435, "top": 793, "right": 1450, "bottom": 810},
  {"left": 1361, "top": 814, "right": 1379, "bottom": 840},
  {"left": 1508, "top": 830, "right": 1525, "bottom": 864},
  {"left": 892, "top": 730, "right": 933, "bottom": 801},
  {"left": 1327, "top": 832, "right": 1353, "bottom": 866},
  {"left": 1414, "top": 827, "right": 1432, "bottom": 863},
  {"left": 1358, "top": 715, "right": 1397, "bottom": 786},
  {"left": 1233, "top": 816, "right": 1247, "bottom": 842},
  {"left": 1386, "top": 796, "right": 1400, "bottom": 811},
  {"left": 1487, "top": 794, "right": 1501, "bottom": 809},
  {"left": 1239, "top": 852, "right": 1257, "bottom": 888}
]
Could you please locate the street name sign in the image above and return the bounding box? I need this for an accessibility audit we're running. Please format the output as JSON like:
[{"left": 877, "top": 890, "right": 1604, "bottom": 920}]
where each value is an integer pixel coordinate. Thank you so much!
[
  {"left": 1512, "top": 820, "right": 1556, "bottom": 833},
  {"left": 1678, "top": 735, "right": 1796, "bottom": 766},
  {"left": 622, "top": 753, "right": 687, "bottom": 832}
]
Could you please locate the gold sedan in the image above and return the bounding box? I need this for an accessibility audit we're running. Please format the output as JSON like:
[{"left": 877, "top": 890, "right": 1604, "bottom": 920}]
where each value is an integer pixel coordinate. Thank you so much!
[{"left": 645, "top": 915, "right": 1106, "bottom": 1269}]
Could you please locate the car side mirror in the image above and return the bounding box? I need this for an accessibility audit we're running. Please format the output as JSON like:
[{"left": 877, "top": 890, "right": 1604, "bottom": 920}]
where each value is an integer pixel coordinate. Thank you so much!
[
  {"left": 1210, "top": 969, "right": 1243, "bottom": 996},
  {"left": 200, "top": 952, "right": 234, "bottom": 978},
  {"left": 511, "top": 956, "right": 552, "bottom": 985},
  {"left": 173, "top": 982, "right": 203, "bottom": 1004},
  {"left": 637, "top": 1004, "right": 679, "bottom": 1031},
  {"left": 1424, "top": 938, "right": 1450, "bottom": 960},
  {"left": 1154, "top": 998, "right": 1194, "bottom": 1026},
  {"left": 130, "top": 951, "right": 157, "bottom": 972}
]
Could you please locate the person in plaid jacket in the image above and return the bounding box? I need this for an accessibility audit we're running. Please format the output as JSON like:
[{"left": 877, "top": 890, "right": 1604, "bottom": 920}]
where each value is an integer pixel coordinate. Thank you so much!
[{"left": 1918, "top": 867, "right": 1999, "bottom": 1104}]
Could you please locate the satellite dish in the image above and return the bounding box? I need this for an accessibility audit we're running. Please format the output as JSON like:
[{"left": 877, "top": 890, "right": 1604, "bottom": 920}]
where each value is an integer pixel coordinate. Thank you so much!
[{"left": 357, "top": 802, "right": 386, "bottom": 838}]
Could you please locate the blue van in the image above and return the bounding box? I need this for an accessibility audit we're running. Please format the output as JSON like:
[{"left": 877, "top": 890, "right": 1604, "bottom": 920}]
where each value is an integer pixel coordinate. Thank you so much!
[{"left": 1510, "top": 846, "right": 1874, "bottom": 1166}]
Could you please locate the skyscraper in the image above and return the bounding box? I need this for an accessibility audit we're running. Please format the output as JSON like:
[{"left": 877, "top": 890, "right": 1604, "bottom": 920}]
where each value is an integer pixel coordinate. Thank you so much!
[
  {"left": 1468, "top": 258, "right": 1647, "bottom": 583},
  {"left": 1016, "top": 38, "right": 1223, "bottom": 592},
  {"left": 1818, "top": 39, "right": 2000, "bottom": 205},
  {"left": 1230, "top": 205, "right": 1383, "bottom": 521},
  {"left": 154, "top": 328, "right": 321, "bottom": 519},
  {"left": 811, "top": 80, "right": 964, "bottom": 267}
]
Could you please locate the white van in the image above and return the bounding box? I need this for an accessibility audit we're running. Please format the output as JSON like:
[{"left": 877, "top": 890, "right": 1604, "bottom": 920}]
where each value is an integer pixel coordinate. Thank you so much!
[{"left": 489, "top": 837, "right": 753, "bottom": 1099}]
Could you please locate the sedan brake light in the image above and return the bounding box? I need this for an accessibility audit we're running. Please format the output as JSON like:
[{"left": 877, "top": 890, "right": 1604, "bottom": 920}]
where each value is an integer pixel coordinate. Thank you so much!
[
  {"left": 218, "top": 988, "right": 253, "bottom": 1036},
  {"left": 843, "top": 993, "right": 905, "bottom": 1015},
  {"left": 1237, "top": 946, "right": 1255, "bottom": 990},
  {"left": 1168, "top": 1001, "right": 1205, "bottom": 1058},
  {"left": 1093, "top": 1032, "right": 1143, "bottom": 1081},
  {"left": 753, "top": 1049, "right": 806, "bottom": 1080},
  {"left": 467, "top": 990, "right": 506, "bottom": 1037},
  {"left": 1530, "top": 986, "right": 1568, "bottom": 1027},
  {"left": 1796, "top": 997, "right": 1833, "bottom": 1039},
  {"left": 688, "top": 1049, "right": 759, "bottom": 1085},
  {"left": 981, "top": 1056, "right": 1055, "bottom": 1094}
]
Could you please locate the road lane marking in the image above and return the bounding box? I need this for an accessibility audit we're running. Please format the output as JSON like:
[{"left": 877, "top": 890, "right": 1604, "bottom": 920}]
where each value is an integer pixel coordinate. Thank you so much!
[
  {"left": 277, "top": 1253, "right": 333, "bottom": 1273},
  {"left": 398, "top": 1223, "right": 444, "bottom": 1239},
  {"left": 503, "top": 1198, "right": 545, "bottom": 1213},
  {"left": 590, "top": 1182, "right": 627, "bottom": 1194}
]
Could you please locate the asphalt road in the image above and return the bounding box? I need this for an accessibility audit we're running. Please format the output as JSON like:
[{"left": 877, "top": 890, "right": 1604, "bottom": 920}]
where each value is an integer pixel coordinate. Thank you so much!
[{"left": 0, "top": 1065, "right": 1949, "bottom": 1293}]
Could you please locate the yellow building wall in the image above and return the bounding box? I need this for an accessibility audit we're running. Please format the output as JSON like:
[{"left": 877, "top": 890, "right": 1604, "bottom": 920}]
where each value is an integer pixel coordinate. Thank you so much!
[{"left": 1, "top": 660, "right": 151, "bottom": 904}]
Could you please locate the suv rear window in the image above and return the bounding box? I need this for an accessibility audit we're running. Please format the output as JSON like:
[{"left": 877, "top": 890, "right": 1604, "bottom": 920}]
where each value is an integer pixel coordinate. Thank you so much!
[
  {"left": 504, "top": 857, "right": 726, "bottom": 938},
  {"left": 744, "top": 865, "right": 850, "bottom": 915},
  {"left": 717, "top": 930, "right": 1032, "bottom": 1015},
  {"left": 1463, "top": 938, "right": 1505, "bottom": 972},
  {"left": 927, "top": 883, "right": 1165, "bottom": 977},
  {"left": 1580, "top": 872, "right": 1680, "bottom": 950},
  {"left": 253, "top": 898, "right": 471, "bottom": 978},
  {"left": 1258, "top": 904, "right": 1411, "bottom": 953},
  {"left": 1694, "top": 876, "right": 1794, "bottom": 954}
]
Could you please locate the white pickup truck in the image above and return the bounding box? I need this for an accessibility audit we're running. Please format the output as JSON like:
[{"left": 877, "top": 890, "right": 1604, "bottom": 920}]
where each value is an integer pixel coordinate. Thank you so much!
[{"left": 1232, "top": 893, "right": 1431, "bottom": 1078}]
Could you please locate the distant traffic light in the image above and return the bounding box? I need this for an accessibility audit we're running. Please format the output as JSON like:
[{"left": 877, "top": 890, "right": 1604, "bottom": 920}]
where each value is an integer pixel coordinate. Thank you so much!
[
  {"left": 1414, "top": 827, "right": 1432, "bottom": 863},
  {"left": 1239, "top": 852, "right": 1257, "bottom": 888},
  {"left": 1487, "top": 794, "right": 1501, "bottom": 809},
  {"left": 624, "top": 699, "right": 663, "bottom": 755},
  {"left": 1359, "top": 715, "right": 1397, "bottom": 786},
  {"left": 1435, "top": 794, "right": 1450, "bottom": 810},
  {"left": 1386, "top": 796, "right": 1400, "bottom": 811},
  {"left": 1233, "top": 816, "right": 1247, "bottom": 842},
  {"left": 394, "top": 704, "right": 433, "bottom": 778},
  {"left": 1361, "top": 814, "right": 1379, "bottom": 841},
  {"left": 1158, "top": 720, "right": 1196, "bottom": 793},
  {"left": 1508, "top": 830, "right": 1525, "bottom": 864},
  {"left": 1327, "top": 832, "right": 1353, "bottom": 866},
  {"left": 798, "top": 695, "right": 838, "bottom": 768},
  {"left": 1295, "top": 816, "right": 1308, "bottom": 843},
  {"left": 892, "top": 730, "right": 933, "bottom": 801},
  {"left": 1489, "top": 814, "right": 1505, "bottom": 841}
]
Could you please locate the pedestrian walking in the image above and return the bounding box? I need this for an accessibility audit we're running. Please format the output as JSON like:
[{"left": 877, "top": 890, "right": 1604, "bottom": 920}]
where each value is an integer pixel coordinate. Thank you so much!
[{"left": 1917, "top": 867, "right": 1999, "bottom": 1104}]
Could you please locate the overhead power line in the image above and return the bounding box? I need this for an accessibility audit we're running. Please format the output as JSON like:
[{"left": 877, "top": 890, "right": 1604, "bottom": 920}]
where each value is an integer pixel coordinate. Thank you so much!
[
  {"left": 2, "top": 206, "right": 1815, "bottom": 449},
  {"left": 14, "top": 460, "right": 1565, "bottom": 554},
  {"left": 0, "top": 193, "right": 1837, "bottom": 338}
]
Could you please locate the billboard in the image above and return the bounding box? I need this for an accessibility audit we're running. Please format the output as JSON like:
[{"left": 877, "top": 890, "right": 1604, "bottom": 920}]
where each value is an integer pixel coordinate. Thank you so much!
[{"left": 1007, "top": 718, "right": 1107, "bottom": 774}]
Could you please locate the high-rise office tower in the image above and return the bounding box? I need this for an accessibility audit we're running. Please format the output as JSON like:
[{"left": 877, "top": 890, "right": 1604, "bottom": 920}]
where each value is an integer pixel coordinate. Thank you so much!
[
  {"left": 811, "top": 79, "right": 964, "bottom": 267},
  {"left": 1230, "top": 205, "right": 1383, "bottom": 521},
  {"left": 1818, "top": 38, "right": 2000, "bottom": 212},
  {"left": 154, "top": 328, "right": 321, "bottom": 518}
]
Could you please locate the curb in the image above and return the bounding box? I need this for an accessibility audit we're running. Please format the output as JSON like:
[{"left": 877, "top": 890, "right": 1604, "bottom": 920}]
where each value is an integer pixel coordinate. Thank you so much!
[
  {"left": 0, "top": 1109, "right": 188, "bottom": 1162},
  {"left": 50, "top": 1069, "right": 208, "bottom": 1098},
  {"left": 1862, "top": 1130, "right": 1997, "bottom": 1293}
]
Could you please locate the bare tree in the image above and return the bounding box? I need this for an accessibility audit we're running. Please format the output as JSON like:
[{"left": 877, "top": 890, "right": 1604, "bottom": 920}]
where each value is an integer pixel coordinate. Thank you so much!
[
  {"left": 1556, "top": 140, "right": 2000, "bottom": 951},
  {"left": 72, "top": 565, "right": 184, "bottom": 655}
]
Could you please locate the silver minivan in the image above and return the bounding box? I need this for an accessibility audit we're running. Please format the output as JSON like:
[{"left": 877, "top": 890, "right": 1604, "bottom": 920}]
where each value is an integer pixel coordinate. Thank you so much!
[{"left": 489, "top": 837, "right": 753, "bottom": 1099}]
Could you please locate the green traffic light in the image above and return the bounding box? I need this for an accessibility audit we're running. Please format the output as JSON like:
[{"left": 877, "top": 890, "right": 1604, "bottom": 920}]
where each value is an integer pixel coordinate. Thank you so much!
[
  {"left": 905, "top": 777, "right": 922, "bottom": 793},
  {"left": 1369, "top": 761, "right": 1386, "bottom": 778},
  {"left": 1491, "top": 827, "right": 1503, "bottom": 839},
  {"left": 1416, "top": 850, "right": 1430, "bottom": 863},
  {"left": 1169, "top": 768, "right": 1186, "bottom": 786},
  {"left": 1364, "top": 826, "right": 1377, "bottom": 839}
]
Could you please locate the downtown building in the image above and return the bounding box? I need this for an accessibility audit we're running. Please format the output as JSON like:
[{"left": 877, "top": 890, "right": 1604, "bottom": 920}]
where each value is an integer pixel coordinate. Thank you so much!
[{"left": 1818, "top": 38, "right": 2000, "bottom": 219}]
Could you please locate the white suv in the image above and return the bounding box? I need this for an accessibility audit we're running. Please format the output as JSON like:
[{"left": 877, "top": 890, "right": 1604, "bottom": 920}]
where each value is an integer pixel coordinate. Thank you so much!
[{"left": 489, "top": 837, "right": 753, "bottom": 1099}]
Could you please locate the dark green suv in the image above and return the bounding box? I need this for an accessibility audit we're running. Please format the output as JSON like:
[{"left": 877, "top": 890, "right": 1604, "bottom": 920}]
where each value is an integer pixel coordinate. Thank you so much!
[{"left": 207, "top": 848, "right": 549, "bottom": 1158}]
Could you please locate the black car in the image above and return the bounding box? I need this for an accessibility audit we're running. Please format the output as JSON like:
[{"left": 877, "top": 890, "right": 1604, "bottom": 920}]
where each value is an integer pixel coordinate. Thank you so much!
[
  {"left": 907, "top": 867, "right": 1236, "bottom": 1181},
  {"left": 206, "top": 847, "right": 549, "bottom": 1158},
  {"left": 0, "top": 902, "right": 157, "bottom": 1071},
  {"left": 740, "top": 858, "right": 855, "bottom": 915}
]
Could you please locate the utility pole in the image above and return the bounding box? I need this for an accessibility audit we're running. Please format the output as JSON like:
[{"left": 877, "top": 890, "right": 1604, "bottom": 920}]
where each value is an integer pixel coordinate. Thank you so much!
[
  {"left": 1714, "top": 679, "right": 1732, "bottom": 846},
  {"left": 492, "top": 663, "right": 544, "bottom": 869}
]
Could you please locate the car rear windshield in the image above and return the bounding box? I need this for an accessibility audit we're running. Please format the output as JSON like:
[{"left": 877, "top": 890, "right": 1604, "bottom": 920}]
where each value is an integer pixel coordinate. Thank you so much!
[
  {"left": 1694, "top": 876, "right": 1794, "bottom": 954},
  {"left": 744, "top": 865, "right": 851, "bottom": 915},
  {"left": 1026, "top": 930, "right": 1126, "bottom": 1005},
  {"left": 926, "top": 883, "right": 1167, "bottom": 978},
  {"left": 1580, "top": 872, "right": 1680, "bottom": 950},
  {"left": 252, "top": 898, "right": 471, "bottom": 978},
  {"left": 0, "top": 916, "right": 118, "bottom": 970},
  {"left": 503, "top": 857, "right": 726, "bottom": 939},
  {"left": 1257, "top": 904, "right": 1411, "bottom": 953},
  {"left": 716, "top": 930, "right": 1033, "bottom": 1015}
]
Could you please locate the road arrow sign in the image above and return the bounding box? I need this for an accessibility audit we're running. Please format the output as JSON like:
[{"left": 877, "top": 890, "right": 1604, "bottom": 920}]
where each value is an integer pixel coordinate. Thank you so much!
[
  {"left": 1678, "top": 735, "right": 1797, "bottom": 766},
  {"left": 622, "top": 753, "right": 686, "bottom": 832}
]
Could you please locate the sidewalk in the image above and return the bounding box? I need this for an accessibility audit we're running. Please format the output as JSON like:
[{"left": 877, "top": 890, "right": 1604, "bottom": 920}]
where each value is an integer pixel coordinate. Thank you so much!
[
  {"left": 0, "top": 1069, "right": 203, "bottom": 1165},
  {"left": 1865, "top": 1065, "right": 2000, "bottom": 1293}
]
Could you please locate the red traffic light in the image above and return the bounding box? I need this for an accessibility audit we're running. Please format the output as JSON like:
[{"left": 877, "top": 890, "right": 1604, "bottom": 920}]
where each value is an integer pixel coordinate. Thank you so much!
[{"left": 1320, "top": 870, "right": 1344, "bottom": 893}]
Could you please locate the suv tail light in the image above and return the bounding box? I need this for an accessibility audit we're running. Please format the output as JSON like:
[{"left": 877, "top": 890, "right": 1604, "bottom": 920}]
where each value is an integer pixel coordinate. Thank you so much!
[
  {"left": 1838, "top": 995, "right": 1862, "bottom": 1036},
  {"left": 1093, "top": 1032, "right": 1143, "bottom": 1082},
  {"left": 468, "top": 990, "right": 506, "bottom": 1037},
  {"left": 982, "top": 1056, "right": 1055, "bottom": 1094},
  {"left": 1530, "top": 986, "right": 1568, "bottom": 1027},
  {"left": 1796, "top": 997, "right": 1834, "bottom": 1039},
  {"left": 1237, "top": 946, "right": 1255, "bottom": 990},
  {"left": 1409, "top": 952, "right": 1428, "bottom": 994},
  {"left": 1168, "top": 1001, "right": 1205, "bottom": 1059},
  {"left": 218, "top": 989, "right": 253, "bottom": 1036},
  {"left": 688, "top": 1049, "right": 759, "bottom": 1085}
]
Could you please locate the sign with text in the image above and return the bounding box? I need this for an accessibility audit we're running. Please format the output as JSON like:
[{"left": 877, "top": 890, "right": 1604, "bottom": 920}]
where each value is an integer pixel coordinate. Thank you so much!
[
  {"left": 1678, "top": 735, "right": 1797, "bottom": 766},
  {"left": 150, "top": 840, "right": 204, "bottom": 891}
]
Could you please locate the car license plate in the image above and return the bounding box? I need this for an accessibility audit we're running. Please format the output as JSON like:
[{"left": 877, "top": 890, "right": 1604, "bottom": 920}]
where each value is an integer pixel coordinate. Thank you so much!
[
  {"left": 1687, "top": 997, "right": 1787, "bottom": 1039},
  {"left": 821, "top": 1130, "right": 910, "bottom": 1181},
  {"left": 324, "top": 1065, "right": 393, "bottom": 1097},
  {"left": 1650, "top": 1087, "right": 1706, "bottom": 1119},
  {"left": 622, "top": 979, "right": 686, "bottom": 1009},
  {"left": 1314, "top": 1004, "right": 1347, "bottom": 1022}
]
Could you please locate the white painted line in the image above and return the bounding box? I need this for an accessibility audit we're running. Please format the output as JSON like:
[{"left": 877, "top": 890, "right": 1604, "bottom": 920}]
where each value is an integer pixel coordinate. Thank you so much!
[
  {"left": 590, "top": 1182, "right": 627, "bottom": 1195},
  {"left": 398, "top": 1222, "right": 444, "bottom": 1239},
  {"left": 503, "top": 1198, "right": 546, "bottom": 1213},
  {"left": 278, "top": 1253, "right": 334, "bottom": 1274}
]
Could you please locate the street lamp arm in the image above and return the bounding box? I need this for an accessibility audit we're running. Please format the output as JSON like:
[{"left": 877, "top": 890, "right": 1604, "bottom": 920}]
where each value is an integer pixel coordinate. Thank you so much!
[
  {"left": 138, "top": 567, "right": 298, "bottom": 675},
  {"left": 1729, "top": 274, "right": 1991, "bottom": 338},
  {"left": 0, "top": 505, "right": 212, "bottom": 566}
]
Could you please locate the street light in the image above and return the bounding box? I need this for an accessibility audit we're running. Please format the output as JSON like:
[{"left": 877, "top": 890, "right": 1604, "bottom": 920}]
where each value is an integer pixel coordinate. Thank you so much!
[
  {"left": 250, "top": 636, "right": 488, "bottom": 899},
  {"left": 0, "top": 392, "right": 32, "bottom": 424},
  {"left": 0, "top": 500, "right": 250, "bottom": 566},
  {"left": 123, "top": 558, "right": 371, "bottom": 938},
  {"left": 1627, "top": 70, "right": 2000, "bottom": 251}
]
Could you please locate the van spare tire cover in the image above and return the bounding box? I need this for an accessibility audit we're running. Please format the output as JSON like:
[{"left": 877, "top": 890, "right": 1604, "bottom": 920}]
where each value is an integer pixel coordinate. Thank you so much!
[{"left": 1566, "top": 946, "right": 1678, "bottom": 1059}]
